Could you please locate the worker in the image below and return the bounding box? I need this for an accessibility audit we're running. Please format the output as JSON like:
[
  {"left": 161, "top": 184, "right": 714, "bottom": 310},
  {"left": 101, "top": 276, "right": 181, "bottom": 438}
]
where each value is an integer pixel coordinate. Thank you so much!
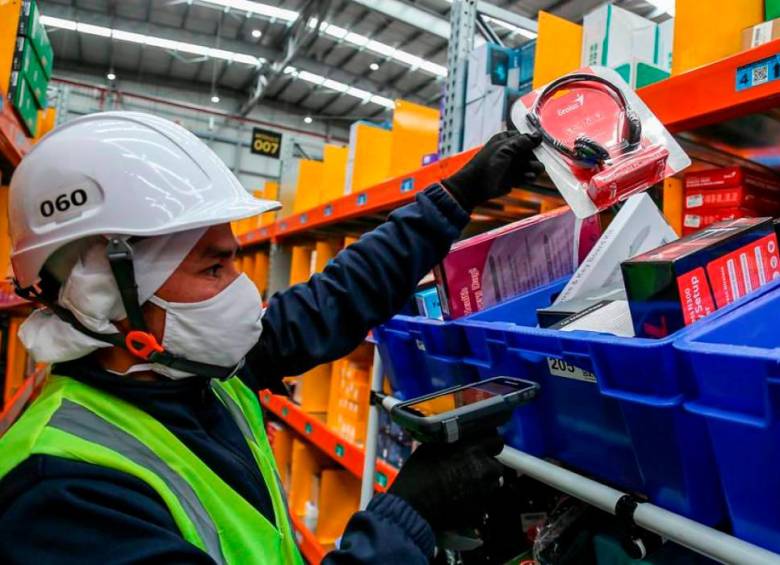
[{"left": 0, "top": 112, "right": 542, "bottom": 564}]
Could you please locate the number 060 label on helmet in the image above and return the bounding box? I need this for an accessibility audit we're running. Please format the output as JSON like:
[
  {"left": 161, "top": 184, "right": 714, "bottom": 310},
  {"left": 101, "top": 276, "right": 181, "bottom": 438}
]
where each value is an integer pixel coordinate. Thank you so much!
[{"left": 34, "top": 179, "right": 104, "bottom": 227}]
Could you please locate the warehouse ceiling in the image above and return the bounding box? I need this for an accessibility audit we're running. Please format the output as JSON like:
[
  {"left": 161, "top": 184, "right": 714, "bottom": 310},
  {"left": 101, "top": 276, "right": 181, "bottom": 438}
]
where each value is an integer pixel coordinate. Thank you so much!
[{"left": 39, "top": 0, "right": 672, "bottom": 120}]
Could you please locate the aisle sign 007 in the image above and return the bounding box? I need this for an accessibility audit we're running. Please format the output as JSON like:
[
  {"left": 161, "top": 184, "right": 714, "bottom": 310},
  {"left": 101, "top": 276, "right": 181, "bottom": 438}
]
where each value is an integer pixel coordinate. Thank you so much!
[{"left": 251, "top": 128, "right": 282, "bottom": 158}]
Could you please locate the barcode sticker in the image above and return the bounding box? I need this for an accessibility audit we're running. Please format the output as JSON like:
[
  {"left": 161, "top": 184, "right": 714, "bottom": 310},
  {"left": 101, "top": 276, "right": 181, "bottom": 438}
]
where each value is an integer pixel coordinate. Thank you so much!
[
  {"left": 686, "top": 194, "right": 704, "bottom": 208},
  {"left": 547, "top": 358, "right": 596, "bottom": 383}
]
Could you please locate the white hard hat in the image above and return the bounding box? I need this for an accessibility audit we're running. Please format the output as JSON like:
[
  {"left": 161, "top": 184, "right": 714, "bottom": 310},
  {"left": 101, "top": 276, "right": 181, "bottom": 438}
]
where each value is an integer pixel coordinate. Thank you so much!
[{"left": 10, "top": 111, "right": 280, "bottom": 288}]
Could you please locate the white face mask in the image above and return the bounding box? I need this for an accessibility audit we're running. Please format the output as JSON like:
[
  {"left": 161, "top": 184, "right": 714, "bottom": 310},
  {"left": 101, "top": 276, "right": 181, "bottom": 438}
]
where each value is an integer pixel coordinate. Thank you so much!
[{"left": 146, "top": 273, "right": 264, "bottom": 380}]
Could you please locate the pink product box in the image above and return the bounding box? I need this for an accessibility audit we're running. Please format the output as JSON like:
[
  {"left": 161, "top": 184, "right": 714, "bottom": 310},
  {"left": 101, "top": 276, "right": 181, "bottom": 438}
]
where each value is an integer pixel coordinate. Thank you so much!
[{"left": 435, "top": 207, "right": 602, "bottom": 319}]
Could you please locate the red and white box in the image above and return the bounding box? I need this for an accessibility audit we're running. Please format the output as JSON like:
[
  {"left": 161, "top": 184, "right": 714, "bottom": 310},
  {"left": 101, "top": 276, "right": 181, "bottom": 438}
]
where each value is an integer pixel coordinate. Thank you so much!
[
  {"left": 684, "top": 166, "right": 780, "bottom": 194},
  {"left": 434, "top": 207, "right": 602, "bottom": 319},
  {"left": 682, "top": 207, "right": 754, "bottom": 236}
]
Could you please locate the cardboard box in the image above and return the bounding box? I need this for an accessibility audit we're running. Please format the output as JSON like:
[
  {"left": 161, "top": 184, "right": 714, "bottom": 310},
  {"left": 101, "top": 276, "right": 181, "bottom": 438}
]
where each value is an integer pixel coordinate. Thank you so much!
[
  {"left": 582, "top": 4, "right": 658, "bottom": 68},
  {"left": 435, "top": 207, "right": 602, "bottom": 319},
  {"left": 684, "top": 166, "right": 780, "bottom": 194},
  {"left": 555, "top": 193, "right": 678, "bottom": 305},
  {"left": 508, "top": 41, "right": 536, "bottom": 87},
  {"left": 622, "top": 217, "right": 780, "bottom": 337},
  {"left": 11, "top": 37, "right": 47, "bottom": 108},
  {"left": 684, "top": 185, "right": 780, "bottom": 213},
  {"left": 613, "top": 58, "right": 670, "bottom": 89},
  {"left": 767, "top": 0, "right": 780, "bottom": 21},
  {"left": 17, "top": 1, "right": 52, "bottom": 78},
  {"left": 467, "top": 43, "right": 512, "bottom": 103},
  {"left": 742, "top": 18, "right": 780, "bottom": 49},
  {"left": 657, "top": 18, "right": 674, "bottom": 72},
  {"left": 682, "top": 207, "right": 756, "bottom": 235}
]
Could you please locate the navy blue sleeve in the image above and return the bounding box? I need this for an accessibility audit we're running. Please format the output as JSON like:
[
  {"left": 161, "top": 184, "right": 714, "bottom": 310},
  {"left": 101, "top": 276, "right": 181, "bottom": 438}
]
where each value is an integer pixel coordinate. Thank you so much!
[
  {"left": 324, "top": 494, "right": 435, "bottom": 564},
  {"left": 0, "top": 456, "right": 215, "bottom": 565},
  {"left": 245, "top": 184, "right": 469, "bottom": 382}
]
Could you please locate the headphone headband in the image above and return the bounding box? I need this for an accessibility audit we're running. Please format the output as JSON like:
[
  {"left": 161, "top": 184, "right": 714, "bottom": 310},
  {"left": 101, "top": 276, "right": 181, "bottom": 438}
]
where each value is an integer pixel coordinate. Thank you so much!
[{"left": 527, "top": 73, "right": 642, "bottom": 168}]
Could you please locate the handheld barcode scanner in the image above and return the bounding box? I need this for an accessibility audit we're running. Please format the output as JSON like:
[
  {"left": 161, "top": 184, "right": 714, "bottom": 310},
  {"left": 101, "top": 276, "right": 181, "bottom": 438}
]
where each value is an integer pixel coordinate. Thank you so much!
[
  {"left": 376, "top": 377, "right": 539, "bottom": 552},
  {"left": 381, "top": 376, "right": 539, "bottom": 444}
]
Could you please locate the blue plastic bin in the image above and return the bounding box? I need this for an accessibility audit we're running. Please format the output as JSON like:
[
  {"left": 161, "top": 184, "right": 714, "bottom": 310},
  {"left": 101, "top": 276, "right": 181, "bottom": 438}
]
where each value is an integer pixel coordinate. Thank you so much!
[
  {"left": 676, "top": 280, "right": 780, "bottom": 552},
  {"left": 377, "top": 276, "right": 780, "bottom": 525}
]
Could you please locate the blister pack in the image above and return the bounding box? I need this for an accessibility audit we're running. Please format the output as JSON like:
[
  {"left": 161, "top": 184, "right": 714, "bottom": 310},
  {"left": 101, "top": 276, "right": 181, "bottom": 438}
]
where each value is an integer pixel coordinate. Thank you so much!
[{"left": 511, "top": 67, "right": 690, "bottom": 218}]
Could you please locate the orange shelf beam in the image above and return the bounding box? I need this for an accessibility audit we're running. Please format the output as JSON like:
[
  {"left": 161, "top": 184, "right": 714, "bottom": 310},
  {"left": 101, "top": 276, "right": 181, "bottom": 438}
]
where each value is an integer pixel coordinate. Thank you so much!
[
  {"left": 639, "top": 38, "right": 780, "bottom": 133},
  {"left": 0, "top": 367, "right": 47, "bottom": 436},
  {"left": 260, "top": 391, "right": 398, "bottom": 491},
  {"left": 0, "top": 93, "right": 32, "bottom": 168},
  {"left": 290, "top": 512, "right": 328, "bottom": 564},
  {"left": 238, "top": 149, "right": 478, "bottom": 248}
]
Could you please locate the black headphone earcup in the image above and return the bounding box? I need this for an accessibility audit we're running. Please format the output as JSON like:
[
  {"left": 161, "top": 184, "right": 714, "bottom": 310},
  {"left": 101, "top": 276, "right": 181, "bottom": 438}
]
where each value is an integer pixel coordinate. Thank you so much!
[
  {"left": 573, "top": 136, "right": 610, "bottom": 167},
  {"left": 624, "top": 109, "right": 642, "bottom": 147}
]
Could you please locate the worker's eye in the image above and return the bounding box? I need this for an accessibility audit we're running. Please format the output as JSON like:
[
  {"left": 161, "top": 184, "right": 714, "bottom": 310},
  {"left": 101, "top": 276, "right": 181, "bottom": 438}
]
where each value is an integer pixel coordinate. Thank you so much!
[{"left": 205, "top": 264, "right": 223, "bottom": 278}]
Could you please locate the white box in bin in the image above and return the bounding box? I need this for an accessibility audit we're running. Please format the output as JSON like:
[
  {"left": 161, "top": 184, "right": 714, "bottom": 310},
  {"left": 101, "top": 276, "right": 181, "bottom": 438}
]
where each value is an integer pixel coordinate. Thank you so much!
[{"left": 555, "top": 193, "right": 678, "bottom": 304}]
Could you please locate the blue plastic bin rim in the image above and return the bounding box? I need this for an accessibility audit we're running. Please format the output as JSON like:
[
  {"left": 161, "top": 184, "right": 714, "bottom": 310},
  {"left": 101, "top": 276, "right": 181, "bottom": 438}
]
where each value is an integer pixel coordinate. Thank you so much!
[
  {"left": 448, "top": 276, "right": 780, "bottom": 348},
  {"left": 675, "top": 276, "right": 780, "bottom": 360}
]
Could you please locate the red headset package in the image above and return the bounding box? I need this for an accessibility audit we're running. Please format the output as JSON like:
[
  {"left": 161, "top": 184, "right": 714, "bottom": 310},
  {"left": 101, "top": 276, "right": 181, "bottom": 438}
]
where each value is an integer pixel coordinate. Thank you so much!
[{"left": 511, "top": 67, "right": 690, "bottom": 218}]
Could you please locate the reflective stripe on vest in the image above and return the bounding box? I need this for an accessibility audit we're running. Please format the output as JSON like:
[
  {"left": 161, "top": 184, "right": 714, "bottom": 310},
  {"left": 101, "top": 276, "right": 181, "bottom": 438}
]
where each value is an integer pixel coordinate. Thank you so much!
[
  {"left": 48, "top": 399, "right": 226, "bottom": 564},
  {"left": 0, "top": 375, "right": 303, "bottom": 565}
]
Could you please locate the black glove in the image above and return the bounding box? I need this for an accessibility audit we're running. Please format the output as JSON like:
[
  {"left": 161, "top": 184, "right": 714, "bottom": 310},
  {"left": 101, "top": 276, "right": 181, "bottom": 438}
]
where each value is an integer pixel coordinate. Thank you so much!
[
  {"left": 442, "top": 131, "right": 544, "bottom": 212},
  {"left": 388, "top": 435, "right": 505, "bottom": 532}
]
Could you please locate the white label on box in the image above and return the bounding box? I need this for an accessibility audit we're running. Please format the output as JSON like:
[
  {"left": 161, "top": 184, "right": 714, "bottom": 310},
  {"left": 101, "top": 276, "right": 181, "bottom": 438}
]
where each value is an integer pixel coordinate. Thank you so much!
[
  {"left": 547, "top": 358, "right": 597, "bottom": 383},
  {"left": 752, "top": 21, "right": 773, "bottom": 48},
  {"left": 686, "top": 194, "right": 704, "bottom": 209},
  {"left": 684, "top": 214, "right": 702, "bottom": 228}
]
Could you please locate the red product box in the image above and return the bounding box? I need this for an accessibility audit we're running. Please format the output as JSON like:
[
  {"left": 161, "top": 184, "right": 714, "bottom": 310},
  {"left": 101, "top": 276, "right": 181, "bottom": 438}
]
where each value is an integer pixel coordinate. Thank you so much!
[
  {"left": 621, "top": 217, "right": 780, "bottom": 337},
  {"left": 684, "top": 166, "right": 780, "bottom": 194},
  {"left": 435, "top": 207, "right": 602, "bottom": 319},
  {"left": 682, "top": 207, "right": 755, "bottom": 236}
]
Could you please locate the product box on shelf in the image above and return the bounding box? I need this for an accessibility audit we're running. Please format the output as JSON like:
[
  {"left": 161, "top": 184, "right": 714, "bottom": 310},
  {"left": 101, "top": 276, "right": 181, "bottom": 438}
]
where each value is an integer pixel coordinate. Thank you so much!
[
  {"left": 434, "top": 206, "right": 601, "bottom": 319},
  {"left": 657, "top": 18, "right": 674, "bottom": 72},
  {"left": 742, "top": 17, "right": 780, "bottom": 49},
  {"left": 612, "top": 58, "right": 670, "bottom": 89},
  {"left": 682, "top": 207, "right": 756, "bottom": 235},
  {"left": 684, "top": 185, "right": 780, "bottom": 212},
  {"left": 508, "top": 41, "right": 536, "bottom": 87},
  {"left": 684, "top": 166, "right": 780, "bottom": 194},
  {"left": 11, "top": 37, "right": 47, "bottom": 108},
  {"left": 768, "top": 0, "right": 780, "bottom": 20},
  {"left": 16, "top": 0, "right": 53, "bottom": 79},
  {"left": 11, "top": 74, "right": 38, "bottom": 136},
  {"left": 622, "top": 217, "right": 780, "bottom": 337},
  {"left": 466, "top": 43, "right": 512, "bottom": 103},
  {"left": 581, "top": 4, "right": 658, "bottom": 68}
]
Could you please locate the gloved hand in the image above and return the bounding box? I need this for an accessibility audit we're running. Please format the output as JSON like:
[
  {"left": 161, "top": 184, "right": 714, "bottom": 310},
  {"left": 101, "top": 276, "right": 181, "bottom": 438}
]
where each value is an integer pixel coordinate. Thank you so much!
[
  {"left": 442, "top": 131, "right": 544, "bottom": 212},
  {"left": 388, "top": 434, "right": 505, "bottom": 532}
]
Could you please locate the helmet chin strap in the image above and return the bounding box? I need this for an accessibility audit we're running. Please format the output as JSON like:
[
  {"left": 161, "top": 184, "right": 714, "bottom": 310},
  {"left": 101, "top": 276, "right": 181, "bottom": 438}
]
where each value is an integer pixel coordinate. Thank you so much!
[{"left": 15, "top": 237, "right": 241, "bottom": 381}]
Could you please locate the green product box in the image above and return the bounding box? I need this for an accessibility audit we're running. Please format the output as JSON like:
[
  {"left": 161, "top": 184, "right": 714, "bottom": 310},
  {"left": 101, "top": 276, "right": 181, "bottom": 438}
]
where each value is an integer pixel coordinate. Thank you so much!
[
  {"left": 17, "top": 0, "right": 53, "bottom": 78},
  {"left": 614, "top": 59, "right": 670, "bottom": 89},
  {"left": 11, "top": 37, "right": 48, "bottom": 108},
  {"left": 768, "top": 0, "right": 780, "bottom": 20},
  {"left": 11, "top": 75, "right": 38, "bottom": 137}
]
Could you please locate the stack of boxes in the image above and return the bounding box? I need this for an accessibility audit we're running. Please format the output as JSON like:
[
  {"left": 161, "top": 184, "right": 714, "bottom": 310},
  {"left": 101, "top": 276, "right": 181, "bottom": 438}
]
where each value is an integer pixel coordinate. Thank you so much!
[
  {"left": 9, "top": 1, "right": 53, "bottom": 136},
  {"left": 463, "top": 41, "right": 535, "bottom": 150},
  {"left": 326, "top": 353, "right": 370, "bottom": 445},
  {"left": 682, "top": 167, "right": 780, "bottom": 235},
  {"left": 581, "top": 4, "right": 672, "bottom": 89}
]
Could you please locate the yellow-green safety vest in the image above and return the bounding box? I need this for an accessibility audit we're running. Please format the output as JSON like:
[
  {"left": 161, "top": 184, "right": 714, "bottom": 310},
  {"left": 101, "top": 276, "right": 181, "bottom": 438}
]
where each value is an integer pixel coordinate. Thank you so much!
[{"left": 0, "top": 374, "right": 304, "bottom": 565}]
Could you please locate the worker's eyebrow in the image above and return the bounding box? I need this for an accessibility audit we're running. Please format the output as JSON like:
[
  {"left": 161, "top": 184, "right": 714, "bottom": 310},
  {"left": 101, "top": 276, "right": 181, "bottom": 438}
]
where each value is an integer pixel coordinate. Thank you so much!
[{"left": 203, "top": 244, "right": 237, "bottom": 259}]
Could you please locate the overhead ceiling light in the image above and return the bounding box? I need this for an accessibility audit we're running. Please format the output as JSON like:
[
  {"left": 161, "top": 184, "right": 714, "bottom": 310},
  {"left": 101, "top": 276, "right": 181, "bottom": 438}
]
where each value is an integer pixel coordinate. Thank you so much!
[
  {"left": 482, "top": 15, "right": 538, "bottom": 39},
  {"left": 311, "top": 20, "right": 447, "bottom": 78},
  {"left": 303, "top": 116, "right": 313, "bottom": 124},
  {"left": 288, "top": 66, "right": 395, "bottom": 109},
  {"left": 40, "top": 15, "right": 266, "bottom": 67},
  {"left": 211, "top": 94, "right": 220, "bottom": 103},
  {"left": 251, "top": 28, "right": 262, "bottom": 38},
  {"left": 369, "top": 62, "right": 380, "bottom": 71},
  {"left": 106, "top": 71, "right": 116, "bottom": 80},
  {"left": 196, "top": 0, "right": 298, "bottom": 22},
  {"left": 39, "top": 15, "right": 400, "bottom": 111}
]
